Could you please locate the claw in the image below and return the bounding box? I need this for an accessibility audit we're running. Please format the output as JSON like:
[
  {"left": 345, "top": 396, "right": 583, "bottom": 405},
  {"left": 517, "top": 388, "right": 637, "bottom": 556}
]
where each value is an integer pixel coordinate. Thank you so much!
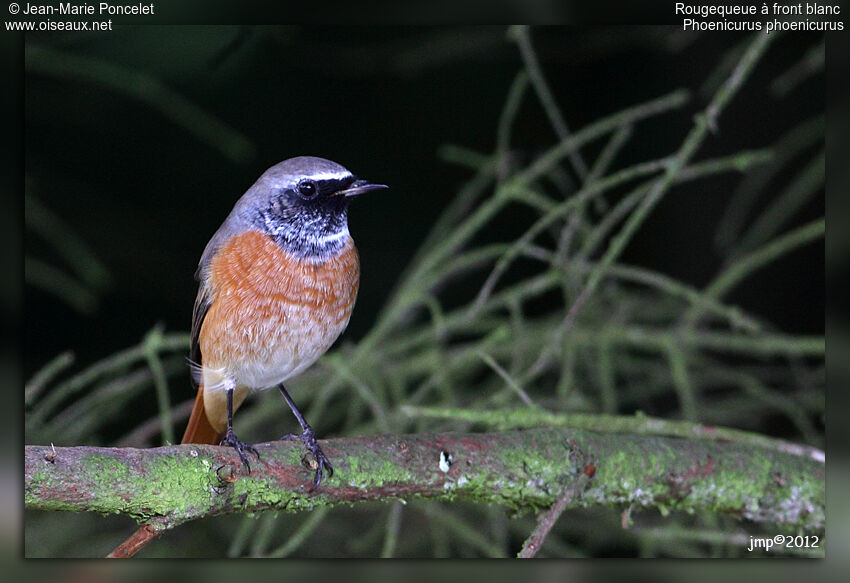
[
  {"left": 280, "top": 428, "right": 333, "bottom": 491},
  {"left": 221, "top": 430, "right": 260, "bottom": 473}
]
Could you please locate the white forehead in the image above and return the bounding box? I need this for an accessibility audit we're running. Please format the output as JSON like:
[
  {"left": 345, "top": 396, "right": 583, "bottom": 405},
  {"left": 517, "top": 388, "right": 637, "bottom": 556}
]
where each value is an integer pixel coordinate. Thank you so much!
[
  {"left": 261, "top": 156, "right": 353, "bottom": 185},
  {"left": 303, "top": 169, "right": 354, "bottom": 181}
]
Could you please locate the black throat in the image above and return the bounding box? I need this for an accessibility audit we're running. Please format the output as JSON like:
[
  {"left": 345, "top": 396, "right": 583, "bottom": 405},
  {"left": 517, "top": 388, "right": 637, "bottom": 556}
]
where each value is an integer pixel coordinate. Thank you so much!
[{"left": 258, "top": 201, "right": 350, "bottom": 260}]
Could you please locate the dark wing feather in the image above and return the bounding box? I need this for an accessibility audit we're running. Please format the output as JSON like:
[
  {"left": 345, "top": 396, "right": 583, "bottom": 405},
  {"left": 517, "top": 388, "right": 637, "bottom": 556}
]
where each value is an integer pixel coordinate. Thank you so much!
[{"left": 188, "top": 284, "right": 211, "bottom": 390}]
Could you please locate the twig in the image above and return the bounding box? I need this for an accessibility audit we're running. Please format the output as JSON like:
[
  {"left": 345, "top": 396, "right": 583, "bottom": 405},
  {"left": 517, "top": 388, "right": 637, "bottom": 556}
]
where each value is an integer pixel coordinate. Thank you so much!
[
  {"left": 683, "top": 218, "right": 824, "bottom": 328},
  {"left": 477, "top": 351, "right": 536, "bottom": 407},
  {"left": 267, "top": 507, "right": 329, "bottom": 558},
  {"left": 568, "top": 31, "right": 775, "bottom": 329},
  {"left": 578, "top": 149, "right": 774, "bottom": 264},
  {"left": 714, "top": 116, "right": 823, "bottom": 252},
  {"left": 527, "top": 31, "right": 777, "bottom": 379},
  {"left": 380, "top": 502, "right": 405, "bottom": 558},
  {"left": 25, "top": 257, "right": 99, "bottom": 314},
  {"left": 733, "top": 152, "right": 824, "bottom": 257},
  {"left": 28, "top": 332, "right": 189, "bottom": 428},
  {"left": 117, "top": 398, "right": 194, "bottom": 448},
  {"left": 770, "top": 41, "right": 824, "bottom": 98},
  {"left": 664, "top": 338, "right": 699, "bottom": 422},
  {"left": 518, "top": 475, "right": 590, "bottom": 558},
  {"left": 26, "top": 45, "right": 254, "bottom": 163},
  {"left": 513, "top": 89, "right": 689, "bottom": 187},
  {"left": 426, "top": 505, "right": 504, "bottom": 557},
  {"left": 143, "top": 325, "right": 174, "bottom": 445},
  {"left": 400, "top": 407, "right": 825, "bottom": 463},
  {"left": 509, "top": 25, "right": 589, "bottom": 182},
  {"left": 25, "top": 351, "right": 75, "bottom": 406},
  {"left": 496, "top": 71, "right": 530, "bottom": 183},
  {"left": 469, "top": 146, "right": 771, "bottom": 320},
  {"left": 25, "top": 195, "right": 111, "bottom": 289},
  {"left": 106, "top": 524, "right": 163, "bottom": 559}
]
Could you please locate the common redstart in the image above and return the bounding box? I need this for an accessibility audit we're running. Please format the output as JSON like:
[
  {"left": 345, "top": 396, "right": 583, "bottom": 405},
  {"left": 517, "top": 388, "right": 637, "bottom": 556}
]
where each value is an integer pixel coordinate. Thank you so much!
[
  {"left": 110, "top": 156, "right": 384, "bottom": 558},
  {"left": 184, "top": 155, "right": 386, "bottom": 484}
]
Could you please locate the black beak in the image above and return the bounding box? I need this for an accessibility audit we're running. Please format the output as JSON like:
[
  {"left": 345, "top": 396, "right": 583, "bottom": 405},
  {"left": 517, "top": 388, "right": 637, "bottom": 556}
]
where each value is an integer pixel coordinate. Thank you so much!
[{"left": 334, "top": 179, "right": 388, "bottom": 198}]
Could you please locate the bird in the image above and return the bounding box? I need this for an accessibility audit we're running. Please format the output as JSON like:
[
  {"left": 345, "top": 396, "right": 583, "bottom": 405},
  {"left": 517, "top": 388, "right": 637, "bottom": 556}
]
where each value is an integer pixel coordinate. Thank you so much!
[{"left": 108, "top": 156, "right": 386, "bottom": 558}]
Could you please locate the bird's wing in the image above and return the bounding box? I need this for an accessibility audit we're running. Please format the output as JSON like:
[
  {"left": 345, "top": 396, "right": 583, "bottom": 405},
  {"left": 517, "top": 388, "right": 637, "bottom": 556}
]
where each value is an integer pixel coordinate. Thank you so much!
[
  {"left": 181, "top": 264, "right": 223, "bottom": 445},
  {"left": 188, "top": 283, "right": 211, "bottom": 390}
]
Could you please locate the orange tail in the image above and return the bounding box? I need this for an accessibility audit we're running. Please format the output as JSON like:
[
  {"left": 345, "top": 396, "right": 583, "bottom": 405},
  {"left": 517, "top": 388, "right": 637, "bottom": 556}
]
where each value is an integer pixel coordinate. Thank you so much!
[
  {"left": 181, "top": 385, "right": 226, "bottom": 445},
  {"left": 108, "top": 387, "right": 222, "bottom": 558}
]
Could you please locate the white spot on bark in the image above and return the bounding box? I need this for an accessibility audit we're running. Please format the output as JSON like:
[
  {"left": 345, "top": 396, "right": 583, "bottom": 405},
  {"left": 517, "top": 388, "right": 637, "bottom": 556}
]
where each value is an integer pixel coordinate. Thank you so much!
[{"left": 439, "top": 451, "right": 453, "bottom": 473}]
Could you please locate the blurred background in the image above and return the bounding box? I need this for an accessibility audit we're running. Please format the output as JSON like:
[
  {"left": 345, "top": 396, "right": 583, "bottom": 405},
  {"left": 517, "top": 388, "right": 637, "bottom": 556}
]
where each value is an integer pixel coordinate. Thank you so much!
[{"left": 24, "top": 26, "right": 824, "bottom": 557}]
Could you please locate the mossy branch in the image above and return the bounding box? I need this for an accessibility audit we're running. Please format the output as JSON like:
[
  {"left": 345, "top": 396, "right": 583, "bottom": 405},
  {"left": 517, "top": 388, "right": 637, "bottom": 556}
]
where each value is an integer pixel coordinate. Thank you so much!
[{"left": 26, "top": 428, "right": 824, "bottom": 534}]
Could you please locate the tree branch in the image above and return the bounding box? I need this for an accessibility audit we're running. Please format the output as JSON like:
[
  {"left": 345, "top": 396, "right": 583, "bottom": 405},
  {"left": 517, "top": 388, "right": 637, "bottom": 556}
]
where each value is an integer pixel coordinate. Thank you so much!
[{"left": 26, "top": 428, "right": 824, "bottom": 534}]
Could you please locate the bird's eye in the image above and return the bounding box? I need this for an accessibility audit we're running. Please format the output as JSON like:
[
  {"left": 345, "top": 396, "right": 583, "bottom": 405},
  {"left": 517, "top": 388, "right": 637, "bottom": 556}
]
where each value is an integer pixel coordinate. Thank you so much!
[{"left": 297, "top": 179, "right": 319, "bottom": 199}]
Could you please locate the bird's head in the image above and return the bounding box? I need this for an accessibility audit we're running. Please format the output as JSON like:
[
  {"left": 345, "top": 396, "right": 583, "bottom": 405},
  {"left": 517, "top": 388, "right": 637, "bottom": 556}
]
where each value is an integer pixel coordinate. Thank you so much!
[{"left": 241, "top": 156, "right": 387, "bottom": 257}]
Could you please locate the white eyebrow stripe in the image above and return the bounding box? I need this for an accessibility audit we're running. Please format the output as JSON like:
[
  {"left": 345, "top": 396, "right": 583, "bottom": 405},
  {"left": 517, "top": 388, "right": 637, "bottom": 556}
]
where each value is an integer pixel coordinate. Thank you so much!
[{"left": 308, "top": 171, "right": 354, "bottom": 181}]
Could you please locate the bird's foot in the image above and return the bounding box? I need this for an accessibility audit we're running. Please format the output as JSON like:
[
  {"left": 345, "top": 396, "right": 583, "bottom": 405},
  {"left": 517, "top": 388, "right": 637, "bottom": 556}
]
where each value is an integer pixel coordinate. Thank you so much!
[
  {"left": 280, "top": 427, "right": 333, "bottom": 492},
  {"left": 220, "top": 430, "right": 260, "bottom": 473}
]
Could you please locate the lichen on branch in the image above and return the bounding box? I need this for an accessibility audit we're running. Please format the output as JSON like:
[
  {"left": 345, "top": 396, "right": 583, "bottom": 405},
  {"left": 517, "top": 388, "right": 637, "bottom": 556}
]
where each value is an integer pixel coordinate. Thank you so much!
[{"left": 26, "top": 427, "right": 824, "bottom": 533}]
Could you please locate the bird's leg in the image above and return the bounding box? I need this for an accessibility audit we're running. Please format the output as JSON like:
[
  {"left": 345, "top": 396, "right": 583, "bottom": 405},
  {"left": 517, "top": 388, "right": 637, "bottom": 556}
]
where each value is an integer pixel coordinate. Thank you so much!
[
  {"left": 277, "top": 383, "right": 333, "bottom": 491},
  {"left": 220, "top": 387, "right": 260, "bottom": 472}
]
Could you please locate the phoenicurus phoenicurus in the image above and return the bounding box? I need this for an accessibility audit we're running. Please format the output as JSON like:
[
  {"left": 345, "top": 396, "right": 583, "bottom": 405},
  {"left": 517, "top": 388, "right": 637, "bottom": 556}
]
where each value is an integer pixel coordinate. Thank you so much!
[
  {"left": 184, "top": 155, "right": 387, "bottom": 484},
  {"left": 110, "top": 156, "right": 385, "bottom": 558}
]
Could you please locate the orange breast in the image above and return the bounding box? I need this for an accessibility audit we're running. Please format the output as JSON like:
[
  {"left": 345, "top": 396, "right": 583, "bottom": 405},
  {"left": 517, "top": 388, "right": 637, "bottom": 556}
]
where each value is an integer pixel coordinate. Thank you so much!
[{"left": 199, "top": 230, "right": 359, "bottom": 389}]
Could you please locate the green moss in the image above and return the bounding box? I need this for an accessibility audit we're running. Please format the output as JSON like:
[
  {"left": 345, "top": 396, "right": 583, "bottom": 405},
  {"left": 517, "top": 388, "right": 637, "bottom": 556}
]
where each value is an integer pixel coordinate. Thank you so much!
[
  {"left": 230, "top": 475, "right": 302, "bottom": 512},
  {"left": 129, "top": 452, "right": 216, "bottom": 522},
  {"left": 46, "top": 450, "right": 223, "bottom": 524},
  {"left": 83, "top": 453, "right": 131, "bottom": 484},
  {"left": 25, "top": 428, "right": 823, "bottom": 533},
  {"left": 334, "top": 452, "right": 417, "bottom": 488},
  {"left": 347, "top": 456, "right": 360, "bottom": 475}
]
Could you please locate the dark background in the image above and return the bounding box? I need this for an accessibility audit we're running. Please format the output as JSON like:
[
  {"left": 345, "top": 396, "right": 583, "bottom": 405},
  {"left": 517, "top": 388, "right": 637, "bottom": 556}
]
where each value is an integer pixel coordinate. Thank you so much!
[
  {"left": 22, "top": 26, "right": 826, "bottom": 558},
  {"left": 24, "top": 26, "right": 824, "bottom": 381}
]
